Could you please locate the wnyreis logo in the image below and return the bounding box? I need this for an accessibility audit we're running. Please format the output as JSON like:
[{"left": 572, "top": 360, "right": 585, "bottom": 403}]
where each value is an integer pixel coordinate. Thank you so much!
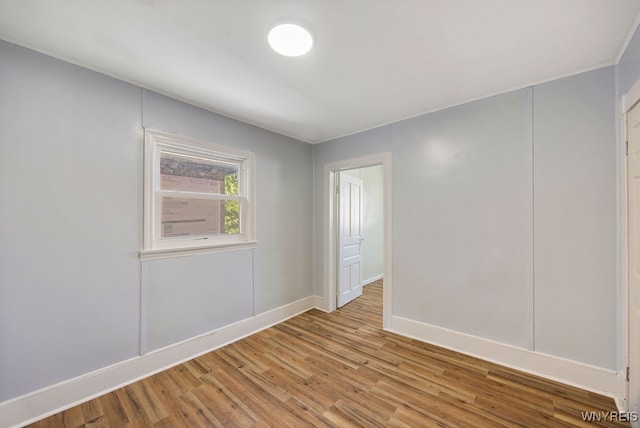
[{"left": 581, "top": 411, "right": 638, "bottom": 423}]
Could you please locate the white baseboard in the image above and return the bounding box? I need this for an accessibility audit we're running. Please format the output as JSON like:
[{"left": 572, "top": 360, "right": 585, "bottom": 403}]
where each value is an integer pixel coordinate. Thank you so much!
[
  {"left": 363, "top": 274, "right": 383, "bottom": 286},
  {"left": 313, "top": 295, "right": 329, "bottom": 312},
  {"left": 0, "top": 296, "right": 315, "bottom": 428},
  {"left": 390, "top": 315, "right": 618, "bottom": 399}
]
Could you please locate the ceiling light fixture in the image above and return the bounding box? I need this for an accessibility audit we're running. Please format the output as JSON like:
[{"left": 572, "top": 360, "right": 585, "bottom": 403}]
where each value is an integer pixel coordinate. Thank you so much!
[{"left": 268, "top": 23, "right": 313, "bottom": 57}]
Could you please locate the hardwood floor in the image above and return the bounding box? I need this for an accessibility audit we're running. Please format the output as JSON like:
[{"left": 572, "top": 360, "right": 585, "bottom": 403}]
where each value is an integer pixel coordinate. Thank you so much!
[{"left": 29, "top": 280, "right": 628, "bottom": 427}]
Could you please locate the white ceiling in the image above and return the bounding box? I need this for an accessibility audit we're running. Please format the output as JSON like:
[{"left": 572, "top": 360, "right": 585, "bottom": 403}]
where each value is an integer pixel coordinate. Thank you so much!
[{"left": 1, "top": 0, "right": 639, "bottom": 143}]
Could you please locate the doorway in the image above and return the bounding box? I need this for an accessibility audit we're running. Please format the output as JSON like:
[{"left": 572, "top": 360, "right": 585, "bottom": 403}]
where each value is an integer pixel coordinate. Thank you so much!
[
  {"left": 324, "top": 153, "right": 392, "bottom": 330},
  {"left": 337, "top": 166, "right": 385, "bottom": 308}
]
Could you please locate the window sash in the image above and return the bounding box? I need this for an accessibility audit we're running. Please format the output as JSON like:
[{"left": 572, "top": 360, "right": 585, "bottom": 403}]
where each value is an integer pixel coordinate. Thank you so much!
[
  {"left": 155, "top": 197, "right": 246, "bottom": 241},
  {"left": 159, "top": 150, "right": 241, "bottom": 196},
  {"left": 156, "top": 191, "right": 244, "bottom": 201}
]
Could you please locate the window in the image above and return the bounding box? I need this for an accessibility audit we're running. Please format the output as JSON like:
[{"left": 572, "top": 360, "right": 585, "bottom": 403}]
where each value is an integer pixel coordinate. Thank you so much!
[{"left": 141, "top": 129, "right": 255, "bottom": 260}]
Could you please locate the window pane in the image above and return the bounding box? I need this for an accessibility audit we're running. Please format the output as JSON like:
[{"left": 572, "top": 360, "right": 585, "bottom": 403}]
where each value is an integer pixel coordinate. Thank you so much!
[
  {"left": 160, "top": 151, "right": 239, "bottom": 195},
  {"left": 223, "top": 200, "right": 240, "bottom": 235},
  {"left": 224, "top": 172, "right": 239, "bottom": 197},
  {"left": 161, "top": 197, "right": 241, "bottom": 238},
  {"left": 161, "top": 197, "right": 222, "bottom": 238}
]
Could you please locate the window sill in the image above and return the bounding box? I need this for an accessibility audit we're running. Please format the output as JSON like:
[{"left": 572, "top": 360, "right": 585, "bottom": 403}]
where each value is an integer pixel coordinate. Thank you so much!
[{"left": 139, "top": 241, "right": 257, "bottom": 261}]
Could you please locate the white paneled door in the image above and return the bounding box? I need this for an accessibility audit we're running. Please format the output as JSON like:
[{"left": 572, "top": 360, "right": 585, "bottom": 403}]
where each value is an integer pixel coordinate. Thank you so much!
[
  {"left": 628, "top": 101, "right": 640, "bottom": 418},
  {"left": 337, "top": 172, "right": 364, "bottom": 308}
]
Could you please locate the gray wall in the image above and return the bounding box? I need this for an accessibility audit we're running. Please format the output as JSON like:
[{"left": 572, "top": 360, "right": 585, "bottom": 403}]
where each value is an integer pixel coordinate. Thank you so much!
[
  {"left": 0, "top": 40, "right": 142, "bottom": 402},
  {"left": 313, "top": 67, "right": 617, "bottom": 369},
  {"left": 0, "top": 40, "right": 313, "bottom": 401},
  {"left": 533, "top": 69, "right": 616, "bottom": 367},
  {"left": 142, "top": 91, "right": 313, "bottom": 351},
  {"left": 361, "top": 165, "right": 384, "bottom": 283},
  {"left": 619, "top": 26, "right": 640, "bottom": 97}
]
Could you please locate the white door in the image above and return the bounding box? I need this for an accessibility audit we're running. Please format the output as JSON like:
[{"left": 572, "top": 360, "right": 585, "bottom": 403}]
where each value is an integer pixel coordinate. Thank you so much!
[
  {"left": 628, "top": 101, "right": 640, "bottom": 418},
  {"left": 337, "top": 172, "right": 364, "bottom": 308}
]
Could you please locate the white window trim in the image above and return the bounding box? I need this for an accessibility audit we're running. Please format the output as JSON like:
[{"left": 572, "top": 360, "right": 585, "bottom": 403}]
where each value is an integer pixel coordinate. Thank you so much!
[{"left": 139, "top": 128, "right": 256, "bottom": 261}]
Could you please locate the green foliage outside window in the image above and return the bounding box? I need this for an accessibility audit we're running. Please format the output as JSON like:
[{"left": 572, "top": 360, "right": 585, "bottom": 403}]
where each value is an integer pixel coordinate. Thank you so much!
[{"left": 224, "top": 173, "right": 240, "bottom": 234}]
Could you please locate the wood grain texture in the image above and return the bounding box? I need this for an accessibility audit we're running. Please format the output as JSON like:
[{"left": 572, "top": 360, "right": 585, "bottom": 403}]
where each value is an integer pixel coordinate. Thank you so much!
[{"left": 28, "top": 281, "right": 628, "bottom": 427}]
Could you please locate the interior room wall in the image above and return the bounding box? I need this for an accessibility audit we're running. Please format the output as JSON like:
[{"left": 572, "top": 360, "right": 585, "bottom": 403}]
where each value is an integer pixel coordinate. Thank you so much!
[
  {"left": 0, "top": 39, "right": 313, "bottom": 403},
  {"left": 0, "top": 40, "right": 142, "bottom": 402},
  {"left": 533, "top": 67, "right": 616, "bottom": 368},
  {"left": 141, "top": 91, "right": 313, "bottom": 351},
  {"left": 618, "top": 26, "right": 640, "bottom": 97},
  {"left": 360, "top": 166, "right": 384, "bottom": 283},
  {"left": 312, "top": 67, "right": 617, "bottom": 371}
]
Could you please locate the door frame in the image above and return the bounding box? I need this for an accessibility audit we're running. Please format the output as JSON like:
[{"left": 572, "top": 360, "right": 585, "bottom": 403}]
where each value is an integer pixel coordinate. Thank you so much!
[
  {"left": 324, "top": 152, "right": 392, "bottom": 329},
  {"left": 620, "top": 78, "right": 640, "bottom": 412}
]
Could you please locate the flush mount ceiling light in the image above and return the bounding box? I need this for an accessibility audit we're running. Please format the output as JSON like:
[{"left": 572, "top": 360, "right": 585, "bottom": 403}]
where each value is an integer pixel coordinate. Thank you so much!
[{"left": 268, "top": 23, "right": 313, "bottom": 57}]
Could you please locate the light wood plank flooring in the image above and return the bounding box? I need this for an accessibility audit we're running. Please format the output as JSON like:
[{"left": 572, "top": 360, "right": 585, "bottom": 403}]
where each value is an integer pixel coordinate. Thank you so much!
[{"left": 29, "top": 280, "right": 628, "bottom": 427}]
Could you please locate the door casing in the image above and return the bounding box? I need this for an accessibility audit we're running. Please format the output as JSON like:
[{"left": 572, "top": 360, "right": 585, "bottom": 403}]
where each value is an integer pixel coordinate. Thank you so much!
[
  {"left": 618, "top": 77, "right": 640, "bottom": 414},
  {"left": 324, "top": 152, "right": 392, "bottom": 329}
]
